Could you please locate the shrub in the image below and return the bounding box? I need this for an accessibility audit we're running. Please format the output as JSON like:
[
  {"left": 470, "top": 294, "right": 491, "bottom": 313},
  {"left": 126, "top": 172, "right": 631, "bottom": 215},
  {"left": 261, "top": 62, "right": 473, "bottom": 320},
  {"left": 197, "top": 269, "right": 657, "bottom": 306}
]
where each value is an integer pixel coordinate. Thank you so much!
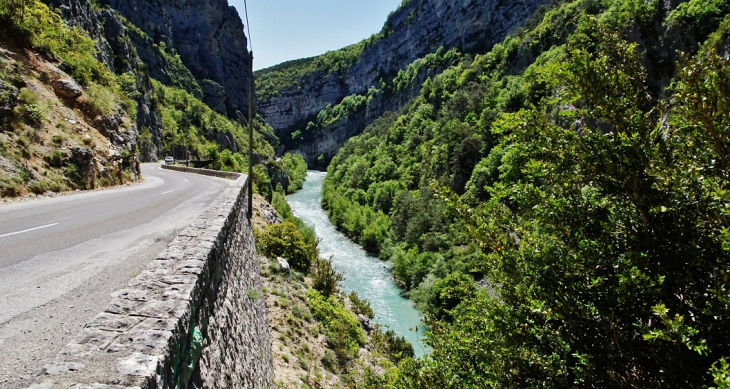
[
  {"left": 322, "top": 349, "right": 336, "bottom": 372},
  {"left": 28, "top": 178, "right": 64, "bottom": 194},
  {"left": 86, "top": 83, "right": 119, "bottom": 116},
  {"left": 371, "top": 327, "right": 414, "bottom": 363},
  {"left": 0, "top": 177, "right": 22, "bottom": 196},
  {"left": 0, "top": 0, "right": 112, "bottom": 85},
  {"left": 63, "top": 163, "right": 84, "bottom": 188},
  {"left": 297, "top": 352, "right": 311, "bottom": 371},
  {"left": 252, "top": 164, "right": 271, "bottom": 199},
  {"left": 16, "top": 88, "right": 47, "bottom": 126},
  {"left": 307, "top": 289, "right": 365, "bottom": 365},
  {"left": 292, "top": 303, "right": 312, "bottom": 321},
  {"left": 16, "top": 134, "right": 31, "bottom": 158},
  {"left": 18, "top": 102, "right": 46, "bottom": 125},
  {"left": 348, "top": 291, "right": 374, "bottom": 319},
  {"left": 311, "top": 256, "right": 343, "bottom": 298},
  {"left": 247, "top": 289, "right": 261, "bottom": 300},
  {"left": 49, "top": 149, "right": 63, "bottom": 167},
  {"left": 281, "top": 152, "right": 307, "bottom": 193},
  {"left": 426, "top": 272, "right": 477, "bottom": 321},
  {"left": 271, "top": 190, "right": 293, "bottom": 220},
  {"left": 254, "top": 221, "right": 318, "bottom": 272}
]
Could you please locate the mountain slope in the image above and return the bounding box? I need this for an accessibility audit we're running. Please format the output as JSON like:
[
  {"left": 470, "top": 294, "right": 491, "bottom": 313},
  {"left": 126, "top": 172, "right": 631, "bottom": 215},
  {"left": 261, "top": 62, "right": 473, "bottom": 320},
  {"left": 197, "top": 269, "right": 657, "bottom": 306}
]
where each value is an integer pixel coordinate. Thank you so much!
[
  {"left": 322, "top": 0, "right": 730, "bottom": 386},
  {"left": 1, "top": 0, "right": 276, "bottom": 197},
  {"left": 0, "top": 0, "right": 140, "bottom": 196}
]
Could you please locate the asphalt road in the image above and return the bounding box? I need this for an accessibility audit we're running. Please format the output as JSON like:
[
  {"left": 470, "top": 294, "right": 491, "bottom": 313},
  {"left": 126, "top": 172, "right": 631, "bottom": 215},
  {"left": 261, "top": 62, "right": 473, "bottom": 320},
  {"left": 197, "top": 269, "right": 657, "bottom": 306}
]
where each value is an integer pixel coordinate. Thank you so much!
[{"left": 0, "top": 163, "right": 233, "bottom": 388}]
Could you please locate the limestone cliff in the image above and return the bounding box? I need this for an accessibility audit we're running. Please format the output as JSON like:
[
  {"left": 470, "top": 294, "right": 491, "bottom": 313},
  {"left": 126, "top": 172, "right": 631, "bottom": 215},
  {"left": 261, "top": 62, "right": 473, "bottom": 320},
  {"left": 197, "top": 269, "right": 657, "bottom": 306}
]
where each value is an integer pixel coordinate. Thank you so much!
[
  {"left": 257, "top": 0, "right": 551, "bottom": 167},
  {"left": 39, "top": 0, "right": 259, "bottom": 162},
  {"left": 102, "top": 0, "right": 253, "bottom": 117}
]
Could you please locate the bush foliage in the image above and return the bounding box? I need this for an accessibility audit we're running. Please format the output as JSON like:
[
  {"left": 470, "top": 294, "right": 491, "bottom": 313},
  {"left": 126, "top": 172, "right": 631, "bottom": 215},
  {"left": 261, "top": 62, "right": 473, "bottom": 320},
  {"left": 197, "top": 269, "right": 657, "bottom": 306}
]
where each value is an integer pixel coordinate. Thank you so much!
[
  {"left": 254, "top": 221, "right": 318, "bottom": 272},
  {"left": 0, "top": 0, "right": 111, "bottom": 85},
  {"left": 322, "top": 0, "right": 730, "bottom": 387},
  {"left": 307, "top": 289, "right": 366, "bottom": 365}
]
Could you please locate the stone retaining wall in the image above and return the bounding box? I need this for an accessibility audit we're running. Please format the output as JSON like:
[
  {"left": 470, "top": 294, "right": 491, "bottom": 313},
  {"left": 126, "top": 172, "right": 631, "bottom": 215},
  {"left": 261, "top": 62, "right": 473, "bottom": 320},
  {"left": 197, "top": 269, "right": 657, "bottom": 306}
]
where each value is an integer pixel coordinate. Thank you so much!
[
  {"left": 31, "top": 174, "right": 273, "bottom": 388},
  {"left": 160, "top": 164, "right": 241, "bottom": 180}
]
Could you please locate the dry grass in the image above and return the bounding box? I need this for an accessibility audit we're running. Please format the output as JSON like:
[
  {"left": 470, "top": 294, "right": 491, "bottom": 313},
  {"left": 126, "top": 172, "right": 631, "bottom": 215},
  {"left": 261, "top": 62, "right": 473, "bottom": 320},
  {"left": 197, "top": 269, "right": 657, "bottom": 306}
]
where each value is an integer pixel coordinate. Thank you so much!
[{"left": 0, "top": 42, "right": 136, "bottom": 197}]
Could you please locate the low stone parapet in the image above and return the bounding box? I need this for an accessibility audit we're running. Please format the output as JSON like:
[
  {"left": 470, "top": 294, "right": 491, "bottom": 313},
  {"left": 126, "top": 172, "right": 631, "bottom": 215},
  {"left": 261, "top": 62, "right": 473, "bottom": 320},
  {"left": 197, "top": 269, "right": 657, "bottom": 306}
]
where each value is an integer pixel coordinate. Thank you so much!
[
  {"left": 31, "top": 174, "right": 273, "bottom": 388},
  {"left": 160, "top": 164, "right": 241, "bottom": 180}
]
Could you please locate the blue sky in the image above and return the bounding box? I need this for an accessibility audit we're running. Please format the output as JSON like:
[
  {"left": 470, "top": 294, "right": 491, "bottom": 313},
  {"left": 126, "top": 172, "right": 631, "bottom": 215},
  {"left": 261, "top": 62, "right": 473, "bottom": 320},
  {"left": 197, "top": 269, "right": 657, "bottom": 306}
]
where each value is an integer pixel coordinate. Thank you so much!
[{"left": 229, "top": 0, "right": 403, "bottom": 70}]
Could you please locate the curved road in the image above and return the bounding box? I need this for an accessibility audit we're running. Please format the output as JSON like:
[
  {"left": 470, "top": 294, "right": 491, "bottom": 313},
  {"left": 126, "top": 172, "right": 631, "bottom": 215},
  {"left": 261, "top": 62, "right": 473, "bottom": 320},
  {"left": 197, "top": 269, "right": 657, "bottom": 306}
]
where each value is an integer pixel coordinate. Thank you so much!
[{"left": 0, "top": 163, "right": 233, "bottom": 388}]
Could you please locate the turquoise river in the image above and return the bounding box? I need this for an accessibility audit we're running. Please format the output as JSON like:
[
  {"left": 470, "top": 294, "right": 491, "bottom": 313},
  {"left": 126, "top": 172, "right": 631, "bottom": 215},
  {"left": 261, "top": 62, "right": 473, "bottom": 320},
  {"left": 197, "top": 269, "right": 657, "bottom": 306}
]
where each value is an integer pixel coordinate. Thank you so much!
[{"left": 286, "top": 170, "right": 428, "bottom": 357}]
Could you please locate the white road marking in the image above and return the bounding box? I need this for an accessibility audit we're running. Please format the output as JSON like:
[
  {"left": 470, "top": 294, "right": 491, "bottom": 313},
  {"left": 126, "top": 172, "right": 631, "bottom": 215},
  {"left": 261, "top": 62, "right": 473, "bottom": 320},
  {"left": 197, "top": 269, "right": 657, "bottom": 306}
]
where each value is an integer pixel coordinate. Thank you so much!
[
  {"left": 0, "top": 223, "right": 59, "bottom": 238},
  {"left": 161, "top": 190, "right": 175, "bottom": 195},
  {"left": 185, "top": 179, "right": 189, "bottom": 183}
]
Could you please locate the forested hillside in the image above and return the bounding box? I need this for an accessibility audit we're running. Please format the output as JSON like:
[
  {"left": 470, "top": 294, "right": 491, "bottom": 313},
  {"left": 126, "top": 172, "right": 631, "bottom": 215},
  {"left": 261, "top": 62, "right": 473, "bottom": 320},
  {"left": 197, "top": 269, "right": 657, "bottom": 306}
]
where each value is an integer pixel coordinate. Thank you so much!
[
  {"left": 0, "top": 0, "right": 305, "bottom": 198},
  {"left": 322, "top": 0, "right": 730, "bottom": 386}
]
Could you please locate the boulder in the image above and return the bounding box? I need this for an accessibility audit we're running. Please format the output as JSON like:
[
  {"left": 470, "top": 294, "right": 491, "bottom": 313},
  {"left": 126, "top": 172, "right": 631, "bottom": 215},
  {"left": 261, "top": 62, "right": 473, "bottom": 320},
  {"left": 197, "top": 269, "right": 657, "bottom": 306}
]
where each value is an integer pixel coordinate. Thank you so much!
[
  {"left": 357, "top": 314, "right": 374, "bottom": 333},
  {"left": 52, "top": 79, "right": 82, "bottom": 98},
  {"left": 258, "top": 200, "right": 282, "bottom": 225},
  {"left": 276, "top": 257, "right": 290, "bottom": 273}
]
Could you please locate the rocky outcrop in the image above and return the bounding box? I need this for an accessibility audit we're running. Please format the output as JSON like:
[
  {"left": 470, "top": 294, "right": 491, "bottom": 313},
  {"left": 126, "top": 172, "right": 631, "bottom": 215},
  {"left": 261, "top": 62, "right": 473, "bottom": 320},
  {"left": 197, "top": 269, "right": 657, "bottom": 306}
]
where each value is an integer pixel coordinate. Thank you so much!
[
  {"left": 68, "top": 147, "right": 97, "bottom": 189},
  {"left": 292, "top": 106, "right": 372, "bottom": 169},
  {"left": 258, "top": 0, "right": 551, "bottom": 163},
  {"left": 357, "top": 314, "right": 374, "bottom": 333},
  {"left": 102, "top": 0, "right": 253, "bottom": 117},
  {"left": 41, "top": 0, "right": 254, "bottom": 161},
  {"left": 39, "top": 0, "right": 165, "bottom": 159},
  {"left": 92, "top": 113, "right": 137, "bottom": 149},
  {"left": 276, "top": 257, "right": 290, "bottom": 273},
  {"left": 286, "top": 52, "right": 458, "bottom": 168}
]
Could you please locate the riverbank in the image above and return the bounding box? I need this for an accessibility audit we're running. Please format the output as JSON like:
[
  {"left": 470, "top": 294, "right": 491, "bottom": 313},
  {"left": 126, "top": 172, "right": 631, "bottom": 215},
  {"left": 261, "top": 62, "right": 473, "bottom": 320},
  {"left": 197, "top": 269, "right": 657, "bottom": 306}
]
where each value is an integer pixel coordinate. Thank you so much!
[
  {"left": 252, "top": 194, "right": 408, "bottom": 388},
  {"left": 286, "top": 171, "right": 428, "bottom": 357}
]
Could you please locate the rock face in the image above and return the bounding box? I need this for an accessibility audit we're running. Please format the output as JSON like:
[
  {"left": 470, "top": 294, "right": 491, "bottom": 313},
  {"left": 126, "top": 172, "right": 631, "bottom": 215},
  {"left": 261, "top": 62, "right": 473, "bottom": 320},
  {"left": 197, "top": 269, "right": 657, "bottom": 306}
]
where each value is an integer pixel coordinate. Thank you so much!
[
  {"left": 0, "top": 79, "right": 19, "bottom": 122},
  {"left": 258, "top": 0, "right": 550, "bottom": 165},
  {"left": 52, "top": 78, "right": 82, "bottom": 97},
  {"left": 69, "top": 147, "right": 97, "bottom": 189},
  {"left": 357, "top": 314, "right": 374, "bottom": 334},
  {"left": 43, "top": 0, "right": 116, "bottom": 70},
  {"left": 103, "top": 0, "right": 253, "bottom": 117},
  {"left": 42, "top": 0, "right": 254, "bottom": 161},
  {"left": 41, "top": 0, "right": 162, "bottom": 159}
]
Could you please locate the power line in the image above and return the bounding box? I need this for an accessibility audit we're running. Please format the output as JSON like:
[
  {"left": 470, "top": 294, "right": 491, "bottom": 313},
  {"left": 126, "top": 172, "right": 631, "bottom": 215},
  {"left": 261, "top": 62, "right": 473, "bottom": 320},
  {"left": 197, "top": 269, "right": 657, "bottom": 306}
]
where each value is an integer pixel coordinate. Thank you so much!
[
  {"left": 243, "top": 0, "right": 253, "bottom": 52},
  {"left": 243, "top": 0, "right": 255, "bottom": 221}
]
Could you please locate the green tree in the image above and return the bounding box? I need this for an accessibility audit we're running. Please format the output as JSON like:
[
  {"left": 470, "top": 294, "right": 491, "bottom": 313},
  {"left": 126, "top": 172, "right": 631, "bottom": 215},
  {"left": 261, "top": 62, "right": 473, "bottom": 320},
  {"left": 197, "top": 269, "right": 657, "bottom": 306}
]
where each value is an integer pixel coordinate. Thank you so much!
[{"left": 255, "top": 221, "right": 318, "bottom": 272}]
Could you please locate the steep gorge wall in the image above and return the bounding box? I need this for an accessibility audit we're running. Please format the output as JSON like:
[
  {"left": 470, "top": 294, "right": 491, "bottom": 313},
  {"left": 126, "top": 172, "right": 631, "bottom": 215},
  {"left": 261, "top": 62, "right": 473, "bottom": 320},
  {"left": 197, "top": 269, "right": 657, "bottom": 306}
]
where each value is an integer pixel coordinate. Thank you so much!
[
  {"left": 103, "top": 0, "right": 253, "bottom": 117},
  {"left": 258, "top": 0, "right": 550, "bottom": 165},
  {"left": 31, "top": 173, "right": 273, "bottom": 388},
  {"left": 44, "top": 0, "right": 254, "bottom": 161}
]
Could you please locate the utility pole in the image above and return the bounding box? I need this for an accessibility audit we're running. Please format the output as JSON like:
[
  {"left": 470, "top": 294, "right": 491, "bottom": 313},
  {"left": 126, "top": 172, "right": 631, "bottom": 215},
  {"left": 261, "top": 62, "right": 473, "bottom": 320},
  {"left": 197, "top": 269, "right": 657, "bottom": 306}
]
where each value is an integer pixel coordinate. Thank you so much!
[{"left": 247, "top": 50, "right": 254, "bottom": 220}]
